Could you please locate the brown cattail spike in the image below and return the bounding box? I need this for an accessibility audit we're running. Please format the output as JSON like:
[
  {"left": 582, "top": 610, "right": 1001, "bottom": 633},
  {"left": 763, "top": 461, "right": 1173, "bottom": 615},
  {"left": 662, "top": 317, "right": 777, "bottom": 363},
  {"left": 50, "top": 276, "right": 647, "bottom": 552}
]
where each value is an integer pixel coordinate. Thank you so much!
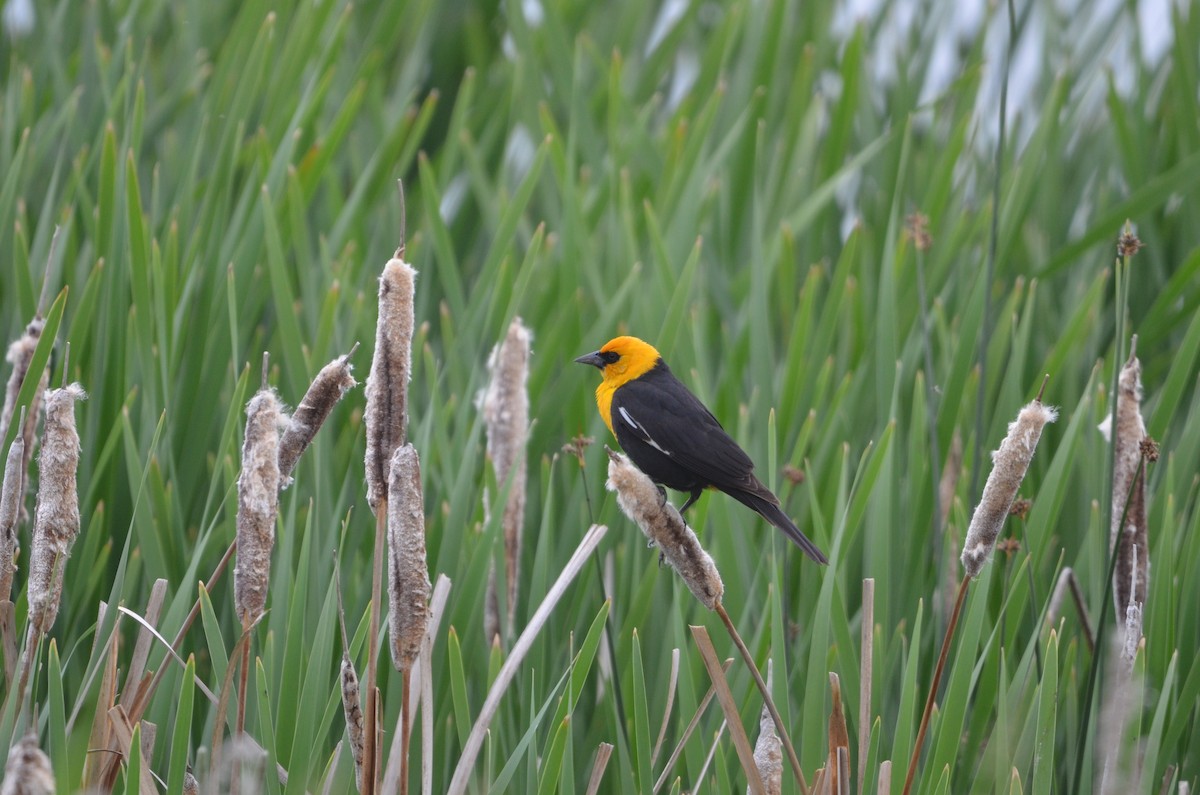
[
  {"left": 278, "top": 346, "right": 359, "bottom": 487},
  {"left": 1, "top": 732, "right": 56, "bottom": 795},
  {"left": 364, "top": 256, "right": 417, "bottom": 511},
  {"left": 480, "top": 318, "right": 531, "bottom": 632},
  {"left": 1098, "top": 337, "right": 1149, "bottom": 616},
  {"left": 0, "top": 410, "right": 26, "bottom": 604},
  {"left": 342, "top": 655, "right": 365, "bottom": 790},
  {"left": 960, "top": 398, "right": 1057, "bottom": 577},
  {"left": 334, "top": 556, "right": 365, "bottom": 790},
  {"left": 234, "top": 387, "right": 286, "bottom": 626},
  {"left": 26, "top": 383, "right": 86, "bottom": 634},
  {"left": 387, "top": 444, "right": 430, "bottom": 671},
  {"left": 2, "top": 317, "right": 50, "bottom": 520},
  {"left": 0, "top": 317, "right": 45, "bottom": 446},
  {"left": 605, "top": 449, "right": 724, "bottom": 609}
]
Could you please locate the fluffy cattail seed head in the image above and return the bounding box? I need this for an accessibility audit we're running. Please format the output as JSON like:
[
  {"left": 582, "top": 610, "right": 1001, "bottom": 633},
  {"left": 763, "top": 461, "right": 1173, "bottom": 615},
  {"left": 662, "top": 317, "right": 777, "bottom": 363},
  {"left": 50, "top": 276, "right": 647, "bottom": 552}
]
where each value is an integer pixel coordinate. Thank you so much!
[
  {"left": 364, "top": 257, "right": 416, "bottom": 511},
  {"left": 0, "top": 316, "right": 44, "bottom": 447},
  {"left": 234, "top": 388, "right": 285, "bottom": 626},
  {"left": 278, "top": 347, "right": 358, "bottom": 488},
  {"left": 605, "top": 449, "right": 723, "bottom": 609},
  {"left": 749, "top": 661, "right": 782, "bottom": 795},
  {"left": 0, "top": 427, "right": 25, "bottom": 603},
  {"left": 26, "top": 383, "right": 85, "bottom": 634},
  {"left": 480, "top": 318, "right": 531, "bottom": 630},
  {"left": 2, "top": 317, "right": 49, "bottom": 524},
  {"left": 1, "top": 732, "right": 55, "bottom": 795},
  {"left": 387, "top": 444, "right": 430, "bottom": 671},
  {"left": 1099, "top": 341, "right": 1149, "bottom": 616},
  {"left": 960, "top": 399, "right": 1057, "bottom": 578}
]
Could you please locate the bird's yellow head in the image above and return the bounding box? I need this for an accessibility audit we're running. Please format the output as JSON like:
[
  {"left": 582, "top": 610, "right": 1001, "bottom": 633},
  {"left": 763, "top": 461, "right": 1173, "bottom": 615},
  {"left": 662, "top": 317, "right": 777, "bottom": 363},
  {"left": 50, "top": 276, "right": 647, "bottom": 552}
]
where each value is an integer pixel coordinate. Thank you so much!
[
  {"left": 575, "top": 336, "right": 663, "bottom": 435},
  {"left": 575, "top": 336, "right": 661, "bottom": 386}
]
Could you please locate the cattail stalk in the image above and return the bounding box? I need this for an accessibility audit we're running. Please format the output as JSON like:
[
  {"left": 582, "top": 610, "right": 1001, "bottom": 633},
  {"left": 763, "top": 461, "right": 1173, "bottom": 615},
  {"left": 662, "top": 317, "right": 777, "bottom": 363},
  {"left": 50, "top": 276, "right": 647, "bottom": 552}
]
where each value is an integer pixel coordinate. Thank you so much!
[
  {"left": 278, "top": 345, "right": 358, "bottom": 488},
  {"left": 388, "top": 444, "right": 430, "bottom": 795},
  {"left": 960, "top": 392, "right": 1057, "bottom": 577},
  {"left": 480, "top": 318, "right": 531, "bottom": 634},
  {"left": 906, "top": 386, "right": 1056, "bottom": 795},
  {"left": 336, "top": 558, "right": 365, "bottom": 792},
  {"left": 363, "top": 222, "right": 418, "bottom": 795},
  {"left": 1, "top": 732, "right": 55, "bottom": 795},
  {"left": 388, "top": 445, "right": 430, "bottom": 672},
  {"left": 2, "top": 317, "right": 49, "bottom": 524},
  {"left": 604, "top": 449, "right": 723, "bottom": 607},
  {"left": 1, "top": 317, "right": 44, "bottom": 447},
  {"left": 233, "top": 382, "right": 285, "bottom": 627},
  {"left": 364, "top": 256, "right": 416, "bottom": 511},
  {"left": 605, "top": 449, "right": 807, "bottom": 793},
  {"left": 0, "top": 416, "right": 25, "bottom": 604},
  {"left": 1099, "top": 338, "right": 1148, "bottom": 616},
  {"left": 342, "top": 655, "right": 365, "bottom": 791},
  {"left": 748, "top": 661, "right": 782, "bottom": 795},
  {"left": 26, "top": 383, "right": 86, "bottom": 634}
]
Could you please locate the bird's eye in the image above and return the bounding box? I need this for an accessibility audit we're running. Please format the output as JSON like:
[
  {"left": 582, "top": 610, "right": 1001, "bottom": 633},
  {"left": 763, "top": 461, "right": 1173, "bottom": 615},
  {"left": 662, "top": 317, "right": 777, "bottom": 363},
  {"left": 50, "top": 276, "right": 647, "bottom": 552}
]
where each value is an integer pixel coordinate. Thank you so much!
[{"left": 600, "top": 351, "right": 620, "bottom": 364}]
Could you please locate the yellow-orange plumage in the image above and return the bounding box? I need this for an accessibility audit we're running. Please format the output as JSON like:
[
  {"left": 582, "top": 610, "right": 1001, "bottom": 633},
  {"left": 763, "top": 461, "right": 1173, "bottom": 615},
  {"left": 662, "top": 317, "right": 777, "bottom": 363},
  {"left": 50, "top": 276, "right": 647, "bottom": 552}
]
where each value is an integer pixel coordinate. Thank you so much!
[{"left": 592, "top": 336, "right": 661, "bottom": 435}]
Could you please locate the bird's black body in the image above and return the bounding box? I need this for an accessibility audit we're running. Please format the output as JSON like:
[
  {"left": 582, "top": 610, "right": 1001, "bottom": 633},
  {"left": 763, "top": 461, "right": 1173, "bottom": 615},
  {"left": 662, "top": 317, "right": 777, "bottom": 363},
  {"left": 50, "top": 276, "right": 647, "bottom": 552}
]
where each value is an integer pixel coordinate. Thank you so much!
[{"left": 609, "top": 359, "right": 828, "bottom": 565}]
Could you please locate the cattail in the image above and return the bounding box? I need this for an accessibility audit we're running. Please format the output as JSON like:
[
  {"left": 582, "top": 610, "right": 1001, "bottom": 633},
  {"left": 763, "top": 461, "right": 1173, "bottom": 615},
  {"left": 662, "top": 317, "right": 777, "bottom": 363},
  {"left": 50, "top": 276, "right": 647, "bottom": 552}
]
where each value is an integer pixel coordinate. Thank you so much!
[
  {"left": 1, "top": 732, "right": 55, "bottom": 795},
  {"left": 364, "top": 255, "right": 416, "bottom": 511},
  {"left": 748, "top": 661, "right": 782, "bottom": 795},
  {"left": 483, "top": 562, "right": 501, "bottom": 646},
  {"left": 1098, "top": 339, "right": 1149, "bottom": 615},
  {"left": 960, "top": 397, "right": 1057, "bottom": 578},
  {"left": 234, "top": 387, "right": 285, "bottom": 626},
  {"left": 0, "top": 317, "right": 44, "bottom": 448},
  {"left": 387, "top": 444, "right": 430, "bottom": 671},
  {"left": 605, "top": 449, "right": 723, "bottom": 609},
  {"left": 278, "top": 347, "right": 358, "bottom": 488},
  {"left": 2, "top": 317, "right": 49, "bottom": 521},
  {"left": 0, "top": 425, "right": 25, "bottom": 603},
  {"left": 341, "top": 654, "right": 365, "bottom": 790},
  {"left": 1122, "top": 598, "right": 1142, "bottom": 671},
  {"left": 26, "top": 383, "right": 85, "bottom": 634},
  {"left": 182, "top": 771, "right": 199, "bottom": 795},
  {"left": 480, "top": 318, "right": 531, "bottom": 631}
]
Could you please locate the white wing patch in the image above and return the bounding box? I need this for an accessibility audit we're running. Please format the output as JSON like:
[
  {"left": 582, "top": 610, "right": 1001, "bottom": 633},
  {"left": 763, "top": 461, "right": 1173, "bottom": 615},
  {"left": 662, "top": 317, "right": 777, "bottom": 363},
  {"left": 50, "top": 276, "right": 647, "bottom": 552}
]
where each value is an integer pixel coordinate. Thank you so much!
[{"left": 618, "top": 406, "right": 671, "bottom": 455}]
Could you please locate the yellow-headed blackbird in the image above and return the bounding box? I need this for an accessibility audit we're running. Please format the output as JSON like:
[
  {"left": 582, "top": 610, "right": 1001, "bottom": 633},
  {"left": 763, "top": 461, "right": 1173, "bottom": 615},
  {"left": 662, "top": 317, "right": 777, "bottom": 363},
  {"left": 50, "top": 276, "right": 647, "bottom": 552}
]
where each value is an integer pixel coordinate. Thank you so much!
[{"left": 576, "top": 335, "right": 828, "bottom": 564}]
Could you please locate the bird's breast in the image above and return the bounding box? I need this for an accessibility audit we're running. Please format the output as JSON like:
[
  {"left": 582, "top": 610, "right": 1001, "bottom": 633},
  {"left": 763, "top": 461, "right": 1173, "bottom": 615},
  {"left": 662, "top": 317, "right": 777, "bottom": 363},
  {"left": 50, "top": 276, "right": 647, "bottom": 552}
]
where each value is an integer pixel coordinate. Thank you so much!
[{"left": 595, "top": 382, "right": 616, "bottom": 436}]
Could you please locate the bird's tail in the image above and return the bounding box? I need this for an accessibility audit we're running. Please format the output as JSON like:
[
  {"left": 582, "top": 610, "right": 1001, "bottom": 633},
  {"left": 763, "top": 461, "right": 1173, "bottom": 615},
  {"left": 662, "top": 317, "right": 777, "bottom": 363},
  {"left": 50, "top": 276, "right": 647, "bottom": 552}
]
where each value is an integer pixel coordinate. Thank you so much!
[{"left": 730, "top": 485, "right": 829, "bottom": 565}]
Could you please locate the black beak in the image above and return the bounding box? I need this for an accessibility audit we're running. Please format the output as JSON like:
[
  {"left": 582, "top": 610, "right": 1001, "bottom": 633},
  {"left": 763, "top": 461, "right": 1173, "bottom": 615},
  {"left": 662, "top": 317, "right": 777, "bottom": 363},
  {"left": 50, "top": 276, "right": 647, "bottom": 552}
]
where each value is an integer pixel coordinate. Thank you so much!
[{"left": 574, "top": 351, "right": 606, "bottom": 369}]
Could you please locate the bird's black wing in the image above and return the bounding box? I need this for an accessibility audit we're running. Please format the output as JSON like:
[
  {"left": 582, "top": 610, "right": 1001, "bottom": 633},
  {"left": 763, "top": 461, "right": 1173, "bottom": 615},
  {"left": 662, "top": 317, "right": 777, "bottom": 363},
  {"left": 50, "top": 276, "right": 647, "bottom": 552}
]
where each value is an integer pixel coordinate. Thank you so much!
[{"left": 611, "top": 367, "right": 759, "bottom": 491}]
